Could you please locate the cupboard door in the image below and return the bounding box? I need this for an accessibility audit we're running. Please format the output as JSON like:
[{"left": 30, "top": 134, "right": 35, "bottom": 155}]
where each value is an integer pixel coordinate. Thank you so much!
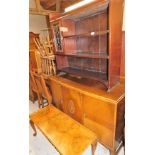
[
  {"left": 50, "top": 80, "right": 63, "bottom": 110},
  {"left": 83, "top": 96, "right": 115, "bottom": 127},
  {"left": 83, "top": 95, "right": 116, "bottom": 148},
  {"left": 61, "top": 86, "right": 83, "bottom": 123}
]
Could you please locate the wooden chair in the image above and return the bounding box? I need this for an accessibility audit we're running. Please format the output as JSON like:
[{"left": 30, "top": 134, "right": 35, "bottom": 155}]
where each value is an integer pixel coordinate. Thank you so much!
[
  {"left": 32, "top": 72, "right": 52, "bottom": 108},
  {"left": 41, "top": 55, "right": 56, "bottom": 76},
  {"left": 29, "top": 71, "right": 41, "bottom": 107},
  {"left": 33, "top": 34, "right": 56, "bottom": 76}
]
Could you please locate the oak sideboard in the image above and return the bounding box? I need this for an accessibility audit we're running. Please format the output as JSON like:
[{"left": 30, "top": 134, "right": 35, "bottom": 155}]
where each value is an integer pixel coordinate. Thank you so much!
[{"left": 48, "top": 75, "right": 125, "bottom": 155}]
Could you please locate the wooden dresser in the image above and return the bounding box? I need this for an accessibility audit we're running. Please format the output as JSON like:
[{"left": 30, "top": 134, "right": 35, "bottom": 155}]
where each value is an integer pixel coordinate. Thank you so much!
[
  {"left": 48, "top": 75, "right": 125, "bottom": 155},
  {"left": 46, "top": 0, "right": 125, "bottom": 154}
]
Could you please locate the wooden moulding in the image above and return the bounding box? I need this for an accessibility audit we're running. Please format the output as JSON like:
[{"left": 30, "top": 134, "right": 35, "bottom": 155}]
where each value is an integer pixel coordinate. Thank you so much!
[
  {"left": 49, "top": 76, "right": 125, "bottom": 104},
  {"left": 49, "top": 0, "right": 109, "bottom": 22}
]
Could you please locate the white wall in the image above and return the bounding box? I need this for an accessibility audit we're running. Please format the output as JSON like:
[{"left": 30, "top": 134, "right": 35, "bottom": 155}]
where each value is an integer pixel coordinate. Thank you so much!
[
  {"left": 29, "top": 15, "right": 48, "bottom": 34},
  {"left": 29, "top": 0, "right": 48, "bottom": 34},
  {"left": 29, "top": 0, "right": 36, "bottom": 8}
]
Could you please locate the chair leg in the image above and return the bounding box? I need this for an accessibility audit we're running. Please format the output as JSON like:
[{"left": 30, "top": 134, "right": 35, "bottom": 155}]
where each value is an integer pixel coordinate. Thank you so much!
[
  {"left": 40, "top": 97, "right": 44, "bottom": 108},
  {"left": 110, "top": 149, "right": 116, "bottom": 155},
  {"left": 36, "top": 92, "right": 41, "bottom": 108},
  {"left": 45, "top": 99, "right": 49, "bottom": 107},
  {"left": 32, "top": 92, "right": 36, "bottom": 103},
  {"left": 38, "top": 100, "right": 41, "bottom": 108},
  {"left": 42, "top": 98, "right": 45, "bottom": 108},
  {"left": 30, "top": 91, "right": 36, "bottom": 103},
  {"left": 29, "top": 120, "right": 37, "bottom": 136},
  {"left": 91, "top": 141, "right": 97, "bottom": 155}
]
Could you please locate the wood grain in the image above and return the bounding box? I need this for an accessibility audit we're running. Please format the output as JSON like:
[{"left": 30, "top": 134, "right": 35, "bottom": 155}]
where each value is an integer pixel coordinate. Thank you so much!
[
  {"left": 61, "top": 86, "right": 84, "bottom": 123},
  {"left": 108, "top": 0, "right": 124, "bottom": 89},
  {"left": 48, "top": 75, "right": 125, "bottom": 155},
  {"left": 30, "top": 106, "right": 97, "bottom": 155}
]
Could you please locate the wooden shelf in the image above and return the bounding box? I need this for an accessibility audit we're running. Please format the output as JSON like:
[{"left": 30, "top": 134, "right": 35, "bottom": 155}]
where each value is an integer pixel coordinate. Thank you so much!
[
  {"left": 63, "top": 30, "right": 109, "bottom": 38},
  {"left": 56, "top": 52, "right": 109, "bottom": 59},
  {"left": 59, "top": 67, "right": 108, "bottom": 86}
]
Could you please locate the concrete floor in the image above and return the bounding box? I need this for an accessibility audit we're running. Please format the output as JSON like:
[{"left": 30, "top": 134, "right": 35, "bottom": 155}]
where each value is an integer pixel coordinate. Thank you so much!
[{"left": 29, "top": 101, "right": 124, "bottom": 155}]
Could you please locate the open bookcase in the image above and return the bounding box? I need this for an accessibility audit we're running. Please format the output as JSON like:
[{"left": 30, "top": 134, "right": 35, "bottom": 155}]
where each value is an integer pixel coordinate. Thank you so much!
[{"left": 49, "top": 0, "right": 124, "bottom": 91}]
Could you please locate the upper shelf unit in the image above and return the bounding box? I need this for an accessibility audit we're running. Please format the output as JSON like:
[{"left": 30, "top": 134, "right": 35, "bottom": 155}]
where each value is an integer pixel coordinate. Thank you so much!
[{"left": 49, "top": 0, "right": 124, "bottom": 91}]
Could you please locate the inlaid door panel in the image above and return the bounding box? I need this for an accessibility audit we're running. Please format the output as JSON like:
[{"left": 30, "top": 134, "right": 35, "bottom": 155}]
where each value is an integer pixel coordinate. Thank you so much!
[
  {"left": 83, "top": 95, "right": 115, "bottom": 128},
  {"left": 61, "top": 86, "right": 83, "bottom": 123},
  {"left": 50, "top": 80, "right": 63, "bottom": 110},
  {"left": 83, "top": 95, "right": 116, "bottom": 148},
  {"left": 84, "top": 117, "right": 113, "bottom": 148}
]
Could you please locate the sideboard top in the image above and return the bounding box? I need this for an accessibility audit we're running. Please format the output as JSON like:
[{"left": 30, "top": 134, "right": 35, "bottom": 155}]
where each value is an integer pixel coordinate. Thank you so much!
[{"left": 49, "top": 75, "right": 125, "bottom": 104}]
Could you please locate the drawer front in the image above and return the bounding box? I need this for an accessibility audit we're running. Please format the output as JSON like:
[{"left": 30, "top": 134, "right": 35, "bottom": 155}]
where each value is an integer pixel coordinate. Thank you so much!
[
  {"left": 50, "top": 81, "right": 63, "bottom": 110},
  {"left": 61, "top": 86, "right": 83, "bottom": 123}
]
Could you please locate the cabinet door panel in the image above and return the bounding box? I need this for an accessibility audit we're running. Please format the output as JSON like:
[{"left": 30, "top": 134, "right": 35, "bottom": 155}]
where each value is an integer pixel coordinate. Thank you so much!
[
  {"left": 62, "top": 86, "right": 83, "bottom": 123},
  {"left": 83, "top": 95, "right": 115, "bottom": 128},
  {"left": 84, "top": 117, "right": 113, "bottom": 148},
  {"left": 83, "top": 95, "right": 115, "bottom": 147},
  {"left": 50, "top": 80, "right": 63, "bottom": 110}
]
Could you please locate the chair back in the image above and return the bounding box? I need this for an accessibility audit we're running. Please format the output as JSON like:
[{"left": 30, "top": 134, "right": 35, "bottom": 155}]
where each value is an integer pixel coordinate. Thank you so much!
[
  {"left": 33, "top": 72, "right": 52, "bottom": 105},
  {"left": 30, "top": 71, "right": 38, "bottom": 92}
]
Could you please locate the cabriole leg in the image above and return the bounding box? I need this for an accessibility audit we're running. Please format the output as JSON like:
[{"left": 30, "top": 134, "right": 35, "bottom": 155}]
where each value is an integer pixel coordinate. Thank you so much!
[
  {"left": 110, "top": 149, "right": 116, "bottom": 155},
  {"left": 30, "top": 120, "right": 37, "bottom": 136},
  {"left": 91, "top": 141, "right": 97, "bottom": 155}
]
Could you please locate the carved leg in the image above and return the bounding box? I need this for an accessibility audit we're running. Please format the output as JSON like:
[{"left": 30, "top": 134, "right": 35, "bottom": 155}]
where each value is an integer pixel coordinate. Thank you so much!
[
  {"left": 30, "top": 120, "right": 37, "bottom": 136},
  {"left": 91, "top": 141, "right": 97, "bottom": 155},
  {"left": 110, "top": 149, "right": 116, "bottom": 155}
]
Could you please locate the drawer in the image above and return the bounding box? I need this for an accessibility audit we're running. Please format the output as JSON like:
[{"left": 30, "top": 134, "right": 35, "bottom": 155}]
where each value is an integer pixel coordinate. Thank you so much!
[{"left": 61, "top": 86, "right": 83, "bottom": 123}]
